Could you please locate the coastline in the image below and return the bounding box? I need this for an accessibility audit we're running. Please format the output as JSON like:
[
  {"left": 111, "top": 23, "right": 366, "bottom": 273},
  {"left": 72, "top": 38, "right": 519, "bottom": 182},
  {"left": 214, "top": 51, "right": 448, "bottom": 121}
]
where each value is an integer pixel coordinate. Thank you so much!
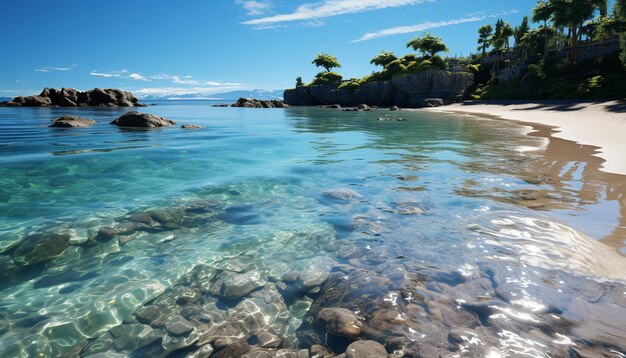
[{"left": 420, "top": 99, "right": 626, "bottom": 175}]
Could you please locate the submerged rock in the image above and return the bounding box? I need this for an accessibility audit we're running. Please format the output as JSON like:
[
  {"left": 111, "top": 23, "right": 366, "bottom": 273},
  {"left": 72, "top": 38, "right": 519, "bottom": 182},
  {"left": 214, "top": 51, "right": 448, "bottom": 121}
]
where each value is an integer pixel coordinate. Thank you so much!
[
  {"left": 322, "top": 189, "right": 363, "bottom": 203},
  {"left": 317, "top": 308, "right": 363, "bottom": 339},
  {"left": 12, "top": 233, "right": 70, "bottom": 267},
  {"left": 181, "top": 125, "right": 205, "bottom": 129},
  {"left": 165, "top": 314, "right": 194, "bottom": 336},
  {"left": 210, "top": 271, "right": 267, "bottom": 298},
  {"left": 187, "top": 344, "right": 215, "bottom": 358},
  {"left": 345, "top": 340, "right": 387, "bottom": 358},
  {"left": 111, "top": 111, "right": 176, "bottom": 128}
]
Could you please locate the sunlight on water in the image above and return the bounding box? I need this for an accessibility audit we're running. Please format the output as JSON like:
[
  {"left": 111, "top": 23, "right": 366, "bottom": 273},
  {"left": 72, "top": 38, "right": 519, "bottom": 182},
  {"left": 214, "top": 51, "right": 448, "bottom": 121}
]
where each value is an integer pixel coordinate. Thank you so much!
[{"left": 0, "top": 104, "right": 625, "bottom": 357}]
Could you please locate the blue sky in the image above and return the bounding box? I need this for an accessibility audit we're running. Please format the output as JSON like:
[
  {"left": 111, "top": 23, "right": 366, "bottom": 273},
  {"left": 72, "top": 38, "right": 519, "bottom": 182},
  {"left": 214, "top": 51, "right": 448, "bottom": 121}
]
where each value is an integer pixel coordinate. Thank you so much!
[{"left": 0, "top": 0, "right": 538, "bottom": 98}]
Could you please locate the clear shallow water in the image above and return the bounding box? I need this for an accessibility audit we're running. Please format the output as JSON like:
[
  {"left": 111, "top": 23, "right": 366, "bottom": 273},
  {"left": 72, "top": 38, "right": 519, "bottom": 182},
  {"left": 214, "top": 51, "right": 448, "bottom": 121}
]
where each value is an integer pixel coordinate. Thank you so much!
[{"left": 0, "top": 104, "right": 625, "bottom": 357}]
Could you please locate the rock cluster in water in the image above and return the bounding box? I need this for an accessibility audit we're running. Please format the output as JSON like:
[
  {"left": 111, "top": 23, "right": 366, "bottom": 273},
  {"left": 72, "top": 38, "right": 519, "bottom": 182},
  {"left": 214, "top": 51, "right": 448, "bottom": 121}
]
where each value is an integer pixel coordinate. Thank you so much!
[
  {"left": 3, "top": 183, "right": 626, "bottom": 357},
  {"left": 232, "top": 98, "right": 289, "bottom": 108},
  {"left": 0, "top": 87, "right": 146, "bottom": 107}
]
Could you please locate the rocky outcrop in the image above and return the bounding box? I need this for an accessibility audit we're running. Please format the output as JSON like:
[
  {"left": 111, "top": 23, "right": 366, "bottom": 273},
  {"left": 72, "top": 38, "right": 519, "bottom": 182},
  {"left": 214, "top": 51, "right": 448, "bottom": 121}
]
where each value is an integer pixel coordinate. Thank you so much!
[
  {"left": 49, "top": 115, "right": 96, "bottom": 128},
  {"left": 0, "top": 87, "right": 146, "bottom": 107},
  {"left": 111, "top": 111, "right": 176, "bottom": 128},
  {"left": 284, "top": 70, "right": 474, "bottom": 108},
  {"left": 232, "top": 98, "right": 289, "bottom": 108}
]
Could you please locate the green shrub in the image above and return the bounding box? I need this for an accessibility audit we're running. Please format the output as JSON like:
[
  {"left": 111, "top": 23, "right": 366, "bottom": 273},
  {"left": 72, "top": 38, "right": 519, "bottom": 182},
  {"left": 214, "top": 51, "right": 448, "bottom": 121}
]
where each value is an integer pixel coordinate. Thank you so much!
[
  {"left": 310, "top": 71, "right": 343, "bottom": 86},
  {"left": 404, "top": 61, "right": 421, "bottom": 73},
  {"left": 467, "top": 64, "right": 480, "bottom": 73},
  {"left": 384, "top": 59, "right": 406, "bottom": 75},
  {"left": 362, "top": 71, "right": 392, "bottom": 83},
  {"left": 338, "top": 78, "right": 363, "bottom": 91},
  {"left": 400, "top": 54, "right": 419, "bottom": 66},
  {"left": 429, "top": 55, "right": 447, "bottom": 70},
  {"left": 419, "top": 59, "right": 433, "bottom": 70}
]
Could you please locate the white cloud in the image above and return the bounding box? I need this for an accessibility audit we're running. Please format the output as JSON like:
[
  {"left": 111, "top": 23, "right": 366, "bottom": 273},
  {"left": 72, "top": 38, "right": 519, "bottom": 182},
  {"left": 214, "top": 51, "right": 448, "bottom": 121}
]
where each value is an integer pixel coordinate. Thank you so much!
[
  {"left": 130, "top": 73, "right": 150, "bottom": 81},
  {"left": 243, "top": 0, "right": 432, "bottom": 25},
  {"left": 352, "top": 9, "right": 518, "bottom": 42},
  {"left": 236, "top": 0, "right": 272, "bottom": 16},
  {"left": 35, "top": 67, "right": 73, "bottom": 72},
  {"left": 88, "top": 71, "right": 245, "bottom": 91},
  {"left": 172, "top": 76, "right": 200, "bottom": 85},
  {"left": 89, "top": 71, "right": 119, "bottom": 78}
]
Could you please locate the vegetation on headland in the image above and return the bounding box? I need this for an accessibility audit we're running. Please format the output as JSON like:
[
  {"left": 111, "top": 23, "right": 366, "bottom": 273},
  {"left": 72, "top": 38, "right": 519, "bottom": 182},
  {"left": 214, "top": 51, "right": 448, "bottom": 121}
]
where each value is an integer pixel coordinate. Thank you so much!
[
  {"left": 294, "top": 0, "right": 626, "bottom": 100},
  {"left": 472, "top": 0, "right": 626, "bottom": 100},
  {"left": 296, "top": 33, "right": 457, "bottom": 90}
]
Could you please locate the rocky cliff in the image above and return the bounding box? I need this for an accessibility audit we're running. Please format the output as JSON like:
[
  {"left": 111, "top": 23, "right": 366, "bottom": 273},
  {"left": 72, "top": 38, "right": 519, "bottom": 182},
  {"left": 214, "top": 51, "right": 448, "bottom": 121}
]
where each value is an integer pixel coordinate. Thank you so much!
[
  {"left": 284, "top": 70, "right": 474, "bottom": 108},
  {"left": 0, "top": 87, "right": 145, "bottom": 107}
]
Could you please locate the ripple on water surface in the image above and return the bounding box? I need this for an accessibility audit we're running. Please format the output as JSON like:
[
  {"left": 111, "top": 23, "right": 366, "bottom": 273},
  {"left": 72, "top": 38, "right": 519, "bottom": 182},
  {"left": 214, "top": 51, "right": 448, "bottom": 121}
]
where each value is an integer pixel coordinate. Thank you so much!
[{"left": 0, "top": 104, "right": 625, "bottom": 357}]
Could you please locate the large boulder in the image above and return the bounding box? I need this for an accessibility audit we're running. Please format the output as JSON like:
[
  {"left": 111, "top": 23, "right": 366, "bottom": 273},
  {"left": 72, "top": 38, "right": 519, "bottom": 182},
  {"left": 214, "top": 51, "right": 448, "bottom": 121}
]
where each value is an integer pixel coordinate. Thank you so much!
[
  {"left": 11, "top": 95, "right": 52, "bottom": 107},
  {"left": 89, "top": 88, "right": 117, "bottom": 106},
  {"left": 12, "top": 233, "right": 71, "bottom": 267},
  {"left": 49, "top": 115, "right": 96, "bottom": 128},
  {"left": 111, "top": 111, "right": 176, "bottom": 128}
]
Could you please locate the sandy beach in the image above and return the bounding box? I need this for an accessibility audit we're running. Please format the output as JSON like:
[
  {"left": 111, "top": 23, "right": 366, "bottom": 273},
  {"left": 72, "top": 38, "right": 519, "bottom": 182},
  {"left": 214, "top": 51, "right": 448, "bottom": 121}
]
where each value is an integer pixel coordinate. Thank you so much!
[{"left": 423, "top": 100, "right": 626, "bottom": 175}]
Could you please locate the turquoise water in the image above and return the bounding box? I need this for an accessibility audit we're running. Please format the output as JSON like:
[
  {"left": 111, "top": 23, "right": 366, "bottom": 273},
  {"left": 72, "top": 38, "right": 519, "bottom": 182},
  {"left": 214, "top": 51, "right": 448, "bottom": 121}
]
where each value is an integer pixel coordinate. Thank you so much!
[{"left": 1, "top": 103, "right": 625, "bottom": 357}]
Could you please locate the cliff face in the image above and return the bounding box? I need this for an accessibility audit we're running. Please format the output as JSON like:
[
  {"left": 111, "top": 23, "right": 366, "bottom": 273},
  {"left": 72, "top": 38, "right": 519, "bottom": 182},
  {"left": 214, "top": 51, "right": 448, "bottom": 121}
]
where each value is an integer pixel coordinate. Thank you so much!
[{"left": 284, "top": 70, "right": 474, "bottom": 108}]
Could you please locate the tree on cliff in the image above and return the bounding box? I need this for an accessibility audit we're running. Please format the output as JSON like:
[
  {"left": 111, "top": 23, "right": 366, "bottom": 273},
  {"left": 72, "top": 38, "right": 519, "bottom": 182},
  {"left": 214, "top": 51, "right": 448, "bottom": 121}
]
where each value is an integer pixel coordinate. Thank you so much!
[
  {"left": 514, "top": 16, "right": 531, "bottom": 48},
  {"left": 477, "top": 25, "right": 493, "bottom": 64},
  {"left": 549, "top": 0, "right": 608, "bottom": 63},
  {"left": 295, "top": 77, "right": 304, "bottom": 87},
  {"left": 406, "top": 33, "right": 448, "bottom": 58},
  {"left": 617, "top": 0, "right": 626, "bottom": 68},
  {"left": 370, "top": 51, "right": 398, "bottom": 68},
  {"left": 490, "top": 20, "right": 510, "bottom": 74},
  {"left": 312, "top": 53, "right": 341, "bottom": 72},
  {"left": 493, "top": 19, "right": 514, "bottom": 50},
  {"left": 532, "top": 0, "right": 554, "bottom": 56}
]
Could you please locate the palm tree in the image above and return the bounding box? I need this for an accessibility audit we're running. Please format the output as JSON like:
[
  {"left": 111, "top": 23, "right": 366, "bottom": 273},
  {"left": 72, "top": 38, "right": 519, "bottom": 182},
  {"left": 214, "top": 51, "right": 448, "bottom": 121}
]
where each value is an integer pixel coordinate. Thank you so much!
[
  {"left": 617, "top": 0, "right": 626, "bottom": 68},
  {"left": 514, "top": 16, "right": 531, "bottom": 48},
  {"left": 532, "top": 0, "right": 554, "bottom": 56},
  {"left": 477, "top": 25, "right": 493, "bottom": 64},
  {"left": 491, "top": 20, "right": 514, "bottom": 73},
  {"left": 549, "top": 0, "right": 607, "bottom": 62}
]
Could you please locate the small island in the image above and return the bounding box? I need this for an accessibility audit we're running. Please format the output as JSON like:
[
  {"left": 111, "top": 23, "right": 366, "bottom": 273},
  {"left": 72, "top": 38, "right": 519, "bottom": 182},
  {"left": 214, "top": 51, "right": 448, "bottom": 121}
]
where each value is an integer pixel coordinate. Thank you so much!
[{"left": 0, "top": 87, "right": 146, "bottom": 107}]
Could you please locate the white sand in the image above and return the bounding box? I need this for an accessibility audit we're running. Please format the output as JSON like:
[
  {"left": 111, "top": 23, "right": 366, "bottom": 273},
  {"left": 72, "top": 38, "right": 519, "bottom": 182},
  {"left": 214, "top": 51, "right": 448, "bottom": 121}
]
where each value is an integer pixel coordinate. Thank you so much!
[{"left": 422, "top": 100, "right": 626, "bottom": 175}]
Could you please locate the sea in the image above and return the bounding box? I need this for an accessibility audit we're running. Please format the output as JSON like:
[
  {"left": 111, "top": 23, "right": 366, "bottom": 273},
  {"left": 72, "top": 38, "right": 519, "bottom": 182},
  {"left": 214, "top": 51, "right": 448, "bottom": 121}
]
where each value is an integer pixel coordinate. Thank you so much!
[{"left": 0, "top": 100, "right": 625, "bottom": 357}]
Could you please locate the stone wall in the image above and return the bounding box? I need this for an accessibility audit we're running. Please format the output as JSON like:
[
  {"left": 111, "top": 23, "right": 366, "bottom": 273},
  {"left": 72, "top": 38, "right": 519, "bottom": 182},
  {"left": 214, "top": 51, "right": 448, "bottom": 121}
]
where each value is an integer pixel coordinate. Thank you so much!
[{"left": 284, "top": 70, "right": 474, "bottom": 108}]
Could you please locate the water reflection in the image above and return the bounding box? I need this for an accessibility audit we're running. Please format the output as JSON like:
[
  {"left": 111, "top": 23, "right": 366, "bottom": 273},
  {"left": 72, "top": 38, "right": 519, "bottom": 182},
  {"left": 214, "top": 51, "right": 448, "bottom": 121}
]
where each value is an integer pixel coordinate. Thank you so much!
[{"left": 287, "top": 107, "right": 625, "bottom": 250}]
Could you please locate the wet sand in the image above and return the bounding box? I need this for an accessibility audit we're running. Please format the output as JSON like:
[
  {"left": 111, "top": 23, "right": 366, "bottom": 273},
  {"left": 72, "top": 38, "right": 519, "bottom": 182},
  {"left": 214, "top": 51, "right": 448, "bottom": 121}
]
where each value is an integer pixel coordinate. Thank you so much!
[
  {"left": 423, "top": 100, "right": 626, "bottom": 175},
  {"left": 420, "top": 101, "right": 626, "bottom": 250}
]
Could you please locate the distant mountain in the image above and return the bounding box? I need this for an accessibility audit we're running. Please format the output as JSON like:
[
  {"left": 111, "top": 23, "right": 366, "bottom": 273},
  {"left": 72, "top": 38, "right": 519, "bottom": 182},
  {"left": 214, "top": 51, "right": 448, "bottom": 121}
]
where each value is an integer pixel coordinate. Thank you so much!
[
  {"left": 213, "top": 89, "right": 284, "bottom": 100},
  {"left": 0, "top": 97, "right": 12, "bottom": 102},
  {"left": 142, "top": 89, "right": 284, "bottom": 101}
]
